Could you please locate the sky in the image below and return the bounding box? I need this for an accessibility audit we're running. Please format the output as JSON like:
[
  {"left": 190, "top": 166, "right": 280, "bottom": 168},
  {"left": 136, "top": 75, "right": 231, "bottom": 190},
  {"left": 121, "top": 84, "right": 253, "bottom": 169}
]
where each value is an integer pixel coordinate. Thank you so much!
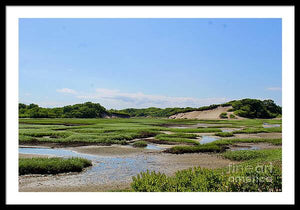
[{"left": 19, "top": 18, "right": 282, "bottom": 109}]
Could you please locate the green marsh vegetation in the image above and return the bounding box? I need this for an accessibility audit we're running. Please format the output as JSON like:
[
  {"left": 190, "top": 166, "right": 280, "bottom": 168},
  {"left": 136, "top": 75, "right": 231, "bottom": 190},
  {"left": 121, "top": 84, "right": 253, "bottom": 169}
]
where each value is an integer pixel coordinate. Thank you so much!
[
  {"left": 164, "top": 138, "right": 281, "bottom": 154},
  {"left": 131, "top": 148, "right": 282, "bottom": 192},
  {"left": 19, "top": 157, "right": 92, "bottom": 175},
  {"left": 19, "top": 118, "right": 167, "bottom": 145},
  {"left": 19, "top": 117, "right": 281, "bottom": 149},
  {"left": 169, "top": 127, "right": 222, "bottom": 133},
  {"left": 164, "top": 144, "right": 223, "bottom": 154},
  {"left": 153, "top": 134, "right": 200, "bottom": 145},
  {"left": 213, "top": 138, "right": 282, "bottom": 146},
  {"left": 18, "top": 112, "right": 282, "bottom": 192},
  {"left": 232, "top": 127, "right": 282, "bottom": 134},
  {"left": 132, "top": 141, "right": 148, "bottom": 148},
  {"left": 221, "top": 149, "right": 280, "bottom": 161},
  {"left": 215, "top": 132, "right": 234, "bottom": 137}
]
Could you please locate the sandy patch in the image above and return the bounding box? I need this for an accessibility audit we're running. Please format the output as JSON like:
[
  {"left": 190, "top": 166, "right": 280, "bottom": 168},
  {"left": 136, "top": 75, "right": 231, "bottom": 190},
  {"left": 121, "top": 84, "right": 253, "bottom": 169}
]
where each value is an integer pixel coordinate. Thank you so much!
[
  {"left": 161, "top": 131, "right": 175, "bottom": 134},
  {"left": 70, "top": 144, "right": 174, "bottom": 157},
  {"left": 19, "top": 153, "right": 50, "bottom": 158},
  {"left": 19, "top": 182, "right": 131, "bottom": 192}
]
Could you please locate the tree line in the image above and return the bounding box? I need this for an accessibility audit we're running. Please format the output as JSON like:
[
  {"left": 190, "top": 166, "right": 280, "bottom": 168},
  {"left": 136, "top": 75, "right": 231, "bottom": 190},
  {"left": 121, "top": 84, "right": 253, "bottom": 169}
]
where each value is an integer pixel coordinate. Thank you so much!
[
  {"left": 19, "top": 99, "right": 281, "bottom": 119},
  {"left": 19, "top": 102, "right": 111, "bottom": 118}
]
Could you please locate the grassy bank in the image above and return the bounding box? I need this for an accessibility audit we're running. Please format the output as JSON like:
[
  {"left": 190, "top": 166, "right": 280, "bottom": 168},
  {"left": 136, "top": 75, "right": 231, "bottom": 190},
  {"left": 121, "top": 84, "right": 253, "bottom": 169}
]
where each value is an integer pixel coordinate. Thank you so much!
[
  {"left": 19, "top": 157, "right": 92, "bottom": 175},
  {"left": 164, "top": 144, "right": 223, "bottom": 154},
  {"left": 153, "top": 133, "right": 200, "bottom": 145},
  {"left": 164, "top": 138, "right": 281, "bottom": 154},
  {"left": 222, "top": 149, "right": 281, "bottom": 161}
]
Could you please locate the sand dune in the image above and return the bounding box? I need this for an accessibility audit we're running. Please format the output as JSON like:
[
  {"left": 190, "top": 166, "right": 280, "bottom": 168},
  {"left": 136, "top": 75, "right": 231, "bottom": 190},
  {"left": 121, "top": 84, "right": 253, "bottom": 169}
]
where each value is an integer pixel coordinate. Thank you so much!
[{"left": 169, "top": 106, "right": 244, "bottom": 120}]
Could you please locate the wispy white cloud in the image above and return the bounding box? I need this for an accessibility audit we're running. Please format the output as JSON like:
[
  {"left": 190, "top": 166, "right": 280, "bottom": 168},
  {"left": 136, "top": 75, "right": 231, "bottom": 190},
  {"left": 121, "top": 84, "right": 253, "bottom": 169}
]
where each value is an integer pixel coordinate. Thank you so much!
[
  {"left": 76, "top": 88, "right": 228, "bottom": 109},
  {"left": 266, "top": 87, "right": 281, "bottom": 91},
  {"left": 56, "top": 88, "right": 77, "bottom": 94}
]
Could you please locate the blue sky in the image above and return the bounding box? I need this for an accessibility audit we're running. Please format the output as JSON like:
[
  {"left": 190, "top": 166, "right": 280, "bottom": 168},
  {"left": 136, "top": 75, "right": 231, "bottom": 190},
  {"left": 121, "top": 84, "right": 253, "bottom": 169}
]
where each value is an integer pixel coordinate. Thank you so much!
[{"left": 19, "top": 18, "right": 282, "bottom": 109}]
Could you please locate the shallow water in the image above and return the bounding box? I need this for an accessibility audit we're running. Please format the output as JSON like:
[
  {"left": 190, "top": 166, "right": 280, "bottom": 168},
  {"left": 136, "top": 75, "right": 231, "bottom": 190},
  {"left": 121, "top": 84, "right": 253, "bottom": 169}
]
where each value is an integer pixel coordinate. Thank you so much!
[
  {"left": 231, "top": 146, "right": 260, "bottom": 151},
  {"left": 19, "top": 147, "right": 157, "bottom": 185},
  {"left": 19, "top": 147, "right": 96, "bottom": 159},
  {"left": 145, "top": 144, "right": 165, "bottom": 150},
  {"left": 167, "top": 126, "right": 190, "bottom": 129},
  {"left": 262, "top": 123, "right": 281, "bottom": 128},
  {"left": 124, "top": 143, "right": 165, "bottom": 151},
  {"left": 199, "top": 136, "right": 219, "bottom": 145},
  {"left": 221, "top": 129, "right": 233, "bottom": 132}
]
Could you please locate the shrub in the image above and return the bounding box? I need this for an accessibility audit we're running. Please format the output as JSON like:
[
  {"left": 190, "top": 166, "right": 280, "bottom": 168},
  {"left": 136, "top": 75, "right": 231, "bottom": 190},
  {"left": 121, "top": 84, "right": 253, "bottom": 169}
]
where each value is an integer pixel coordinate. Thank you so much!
[
  {"left": 219, "top": 112, "right": 228, "bottom": 119},
  {"left": 229, "top": 114, "right": 236, "bottom": 119},
  {"left": 230, "top": 99, "right": 281, "bottom": 119},
  {"left": 131, "top": 164, "right": 282, "bottom": 192}
]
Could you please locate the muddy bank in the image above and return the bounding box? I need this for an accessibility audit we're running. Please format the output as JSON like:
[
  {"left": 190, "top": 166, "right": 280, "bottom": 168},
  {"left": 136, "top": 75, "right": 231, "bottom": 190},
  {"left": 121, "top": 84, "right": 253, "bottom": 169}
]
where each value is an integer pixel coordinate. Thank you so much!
[
  {"left": 72, "top": 145, "right": 145, "bottom": 156},
  {"left": 152, "top": 152, "right": 234, "bottom": 175},
  {"left": 69, "top": 145, "right": 234, "bottom": 174},
  {"left": 160, "top": 123, "right": 233, "bottom": 129},
  {"left": 229, "top": 133, "right": 282, "bottom": 139},
  {"left": 229, "top": 142, "right": 281, "bottom": 151},
  {"left": 70, "top": 144, "right": 172, "bottom": 156}
]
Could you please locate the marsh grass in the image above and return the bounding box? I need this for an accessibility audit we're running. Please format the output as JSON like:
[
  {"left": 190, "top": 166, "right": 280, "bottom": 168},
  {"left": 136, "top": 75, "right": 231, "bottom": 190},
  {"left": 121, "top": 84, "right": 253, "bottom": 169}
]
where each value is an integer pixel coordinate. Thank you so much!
[
  {"left": 132, "top": 141, "right": 148, "bottom": 147},
  {"left": 19, "top": 119, "right": 161, "bottom": 145},
  {"left": 164, "top": 144, "right": 223, "bottom": 154},
  {"left": 18, "top": 118, "right": 282, "bottom": 148},
  {"left": 164, "top": 138, "right": 281, "bottom": 154},
  {"left": 232, "top": 127, "right": 282, "bottom": 134},
  {"left": 156, "top": 133, "right": 198, "bottom": 139},
  {"left": 154, "top": 133, "right": 200, "bottom": 145},
  {"left": 168, "top": 128, "right": 222, "bottom": 133},
  {"left": 19, "top": 157, "right": 92, "bottom": 175},
  {"left": 213, "top": 138, "right": 282, "bottom": 146},
  {"left": 222, "top": 150, "right": 268, "bottom": 161},
  {"left": 215, "top": 132, "right": 234, "bottom": 137}
]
